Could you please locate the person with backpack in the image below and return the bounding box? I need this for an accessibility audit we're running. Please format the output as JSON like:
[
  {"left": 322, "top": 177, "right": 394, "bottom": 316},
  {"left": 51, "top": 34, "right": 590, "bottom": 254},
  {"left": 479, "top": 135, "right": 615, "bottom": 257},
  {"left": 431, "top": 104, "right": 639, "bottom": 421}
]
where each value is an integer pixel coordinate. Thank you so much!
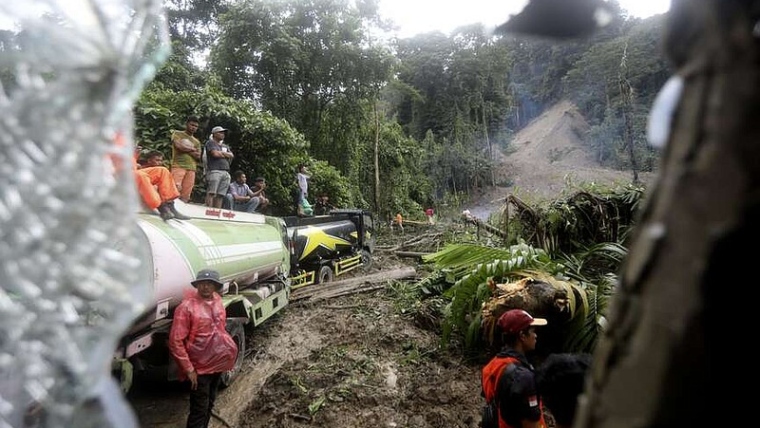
[{"left": 480, "top": 309, "right": 548, "bottom": 428}]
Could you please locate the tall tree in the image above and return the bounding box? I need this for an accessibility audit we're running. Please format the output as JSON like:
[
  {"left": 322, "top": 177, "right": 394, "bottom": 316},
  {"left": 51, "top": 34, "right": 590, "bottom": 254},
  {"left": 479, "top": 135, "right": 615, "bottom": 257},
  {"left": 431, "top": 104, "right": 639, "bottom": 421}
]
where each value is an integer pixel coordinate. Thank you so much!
[
  {"left": 393, "top": 26, "right": 513, "bottom": 196},
  {"left": 164, "top": 0, "right": 229, "bottom": 51},
  {"left": 210, "top": 0, "right": 394, "bottom": 174}
]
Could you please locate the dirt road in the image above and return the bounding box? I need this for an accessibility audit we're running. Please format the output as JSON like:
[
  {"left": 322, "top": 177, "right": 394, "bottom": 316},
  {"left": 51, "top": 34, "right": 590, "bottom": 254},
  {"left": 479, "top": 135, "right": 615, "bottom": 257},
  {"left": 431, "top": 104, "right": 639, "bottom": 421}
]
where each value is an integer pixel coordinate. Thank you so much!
[{"left": 128, "top": 284, "right": 483, "bottom": 428}]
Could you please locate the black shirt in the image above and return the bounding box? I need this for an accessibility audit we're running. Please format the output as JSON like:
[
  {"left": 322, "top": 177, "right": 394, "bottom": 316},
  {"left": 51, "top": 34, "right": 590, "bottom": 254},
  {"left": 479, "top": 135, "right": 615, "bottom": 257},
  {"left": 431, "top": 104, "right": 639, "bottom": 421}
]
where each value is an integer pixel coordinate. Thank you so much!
[{"left": 495, "top": 348, "right": 543, "bottom": 427}]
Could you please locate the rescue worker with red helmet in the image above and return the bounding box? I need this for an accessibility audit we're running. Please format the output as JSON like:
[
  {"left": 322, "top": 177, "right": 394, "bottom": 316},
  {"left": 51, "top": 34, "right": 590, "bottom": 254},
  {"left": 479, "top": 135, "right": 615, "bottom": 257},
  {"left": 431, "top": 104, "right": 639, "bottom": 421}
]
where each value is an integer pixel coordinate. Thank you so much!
[{"left": 480, "top": 309, "right": 548, "bottom": 428}]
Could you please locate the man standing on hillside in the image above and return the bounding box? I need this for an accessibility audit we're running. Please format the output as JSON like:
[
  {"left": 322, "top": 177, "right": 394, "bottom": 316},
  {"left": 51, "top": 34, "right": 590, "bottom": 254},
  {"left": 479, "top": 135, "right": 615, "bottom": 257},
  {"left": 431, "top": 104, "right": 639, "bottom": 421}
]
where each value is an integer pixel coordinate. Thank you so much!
[
  {"left": 170, "top": 116, "right": 202, "bottom": 203},
  {"left": 393, "top": 212, "right": 404, "bottom": 233},
  {"left": 425, "top": 207, "right": 435, "bottom": 224}
]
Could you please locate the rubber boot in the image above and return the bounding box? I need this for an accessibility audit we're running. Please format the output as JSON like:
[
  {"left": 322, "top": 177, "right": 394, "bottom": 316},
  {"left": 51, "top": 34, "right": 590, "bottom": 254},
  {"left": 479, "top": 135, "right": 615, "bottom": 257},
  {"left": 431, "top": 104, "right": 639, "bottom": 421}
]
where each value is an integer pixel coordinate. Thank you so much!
[
  {"left": 157, "top": 203, "right": 174, "bottom": 221},
  {"left": 167, "top": 200, "right": 191, "bottom": 220}
]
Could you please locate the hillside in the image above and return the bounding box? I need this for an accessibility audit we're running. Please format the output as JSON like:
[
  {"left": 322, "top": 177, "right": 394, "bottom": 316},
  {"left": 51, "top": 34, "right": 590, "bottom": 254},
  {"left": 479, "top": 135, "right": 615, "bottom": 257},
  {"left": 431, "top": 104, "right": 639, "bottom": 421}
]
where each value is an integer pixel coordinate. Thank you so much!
[{"left": 468, "top": 100, "right": 653, "bottom": 218}]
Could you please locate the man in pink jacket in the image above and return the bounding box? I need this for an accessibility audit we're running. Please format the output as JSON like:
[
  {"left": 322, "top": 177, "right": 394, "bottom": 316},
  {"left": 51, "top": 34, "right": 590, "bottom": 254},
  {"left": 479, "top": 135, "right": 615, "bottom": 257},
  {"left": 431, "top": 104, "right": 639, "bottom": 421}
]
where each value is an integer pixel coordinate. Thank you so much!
[{"left": 168, "top": 269, "right": 238, "bottom": 428}]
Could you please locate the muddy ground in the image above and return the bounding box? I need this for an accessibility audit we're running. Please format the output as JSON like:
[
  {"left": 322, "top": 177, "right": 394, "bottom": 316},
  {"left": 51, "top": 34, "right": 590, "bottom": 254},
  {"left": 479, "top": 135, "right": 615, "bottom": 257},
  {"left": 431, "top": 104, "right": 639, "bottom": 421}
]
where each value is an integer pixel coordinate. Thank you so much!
[{"left": 128, "top": 243, "right": 486, "bottom": 428}]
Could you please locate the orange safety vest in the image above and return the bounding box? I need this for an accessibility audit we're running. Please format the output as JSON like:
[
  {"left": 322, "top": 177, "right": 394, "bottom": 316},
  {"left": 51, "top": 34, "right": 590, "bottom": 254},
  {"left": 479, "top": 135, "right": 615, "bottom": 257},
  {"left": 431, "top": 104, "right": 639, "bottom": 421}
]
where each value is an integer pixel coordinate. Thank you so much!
[{"left": 481, "top": 356, "right": 546, "bottom": 428}]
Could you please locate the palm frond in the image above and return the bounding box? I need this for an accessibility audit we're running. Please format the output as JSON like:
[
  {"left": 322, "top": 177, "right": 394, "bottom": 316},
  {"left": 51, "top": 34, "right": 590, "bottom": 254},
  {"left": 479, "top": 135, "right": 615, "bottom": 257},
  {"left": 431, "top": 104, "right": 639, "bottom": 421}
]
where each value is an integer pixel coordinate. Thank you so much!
[
  {"left": 561, "top": 274, "right": 616, "bottom": 352},
  {"left": 414, "top": 270, "right": 447, "bottom": 296},
  {"left": 424, "top": 242, "right": 552, "bottom": 270}
]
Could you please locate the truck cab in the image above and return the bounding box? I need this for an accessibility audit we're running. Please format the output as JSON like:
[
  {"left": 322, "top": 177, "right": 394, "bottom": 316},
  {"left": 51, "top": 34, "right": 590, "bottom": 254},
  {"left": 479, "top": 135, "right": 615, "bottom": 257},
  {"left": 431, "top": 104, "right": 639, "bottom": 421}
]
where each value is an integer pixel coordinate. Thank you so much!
[{"left": 284, "top": 209, "right": 375, "bottom": 287}]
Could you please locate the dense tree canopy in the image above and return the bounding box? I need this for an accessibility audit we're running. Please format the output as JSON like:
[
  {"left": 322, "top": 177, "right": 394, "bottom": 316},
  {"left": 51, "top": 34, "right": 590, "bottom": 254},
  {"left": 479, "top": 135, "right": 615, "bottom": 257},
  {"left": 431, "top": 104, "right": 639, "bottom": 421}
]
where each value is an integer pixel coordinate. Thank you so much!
[{"left": 103, "top": 0, "right": 671, "bottom": 217}]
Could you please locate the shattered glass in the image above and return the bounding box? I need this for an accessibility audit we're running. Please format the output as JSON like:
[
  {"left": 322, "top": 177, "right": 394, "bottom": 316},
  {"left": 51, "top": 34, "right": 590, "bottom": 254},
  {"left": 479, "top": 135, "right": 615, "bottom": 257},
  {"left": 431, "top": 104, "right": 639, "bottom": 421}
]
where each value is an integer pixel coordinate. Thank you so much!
[{"left": 0, "top": 0, "right": 169, "bottom": 426}]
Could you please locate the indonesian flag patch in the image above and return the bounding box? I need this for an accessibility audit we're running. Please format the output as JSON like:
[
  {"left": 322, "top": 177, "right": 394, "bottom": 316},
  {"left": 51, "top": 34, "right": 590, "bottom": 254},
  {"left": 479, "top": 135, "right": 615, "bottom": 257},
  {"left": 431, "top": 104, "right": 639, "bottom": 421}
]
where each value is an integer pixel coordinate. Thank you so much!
[{"left": 528, "top": 395, "right": 539, "bottom": 407}]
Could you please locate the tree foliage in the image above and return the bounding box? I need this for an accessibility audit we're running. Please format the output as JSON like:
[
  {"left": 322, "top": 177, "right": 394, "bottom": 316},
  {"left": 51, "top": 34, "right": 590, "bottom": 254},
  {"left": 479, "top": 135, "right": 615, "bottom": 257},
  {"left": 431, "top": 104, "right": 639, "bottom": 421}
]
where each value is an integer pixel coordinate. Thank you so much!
[
  {"left": 164, "top": 0, "right": 229, "bottom": 51},
  {"left": 211, "top": 0, "right": 395, "bottom": 171},
  {"left": 129, "top": 1, "right": 670, "bottom": 217}
]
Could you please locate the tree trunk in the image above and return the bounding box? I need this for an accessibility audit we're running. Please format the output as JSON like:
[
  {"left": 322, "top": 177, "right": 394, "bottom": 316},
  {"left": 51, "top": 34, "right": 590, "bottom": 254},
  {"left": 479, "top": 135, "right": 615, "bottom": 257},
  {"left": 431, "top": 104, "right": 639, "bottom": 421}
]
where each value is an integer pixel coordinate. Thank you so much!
[
  {"left": 395, "top": 251, "right": 431, "bottom": 260},
  {"left": 618, "top": 44, "right": 639, "bottom": 184},
  {"left": 373, "top": 100, "right": 381, "bottom": 213},
  {"left": 463, "top": 211, "right": 509, "bottom": 239},
  {"left": 483, "top": 106, "right": 495, "bottom": 186},
  {"left": 577, "top": 0, "right": 750, "bottom": 426},
  {"left": 291, "top": 267, "right": 417, "bottom": 302}
]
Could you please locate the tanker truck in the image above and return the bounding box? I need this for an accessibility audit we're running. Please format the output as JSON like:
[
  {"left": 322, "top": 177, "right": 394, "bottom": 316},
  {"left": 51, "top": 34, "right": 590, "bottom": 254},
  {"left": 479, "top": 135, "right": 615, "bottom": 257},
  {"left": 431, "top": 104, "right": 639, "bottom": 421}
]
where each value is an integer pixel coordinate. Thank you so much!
[
  {"left": 285, "top": 209, "right": 375, "bottom": 288},
  {"left": 112, "top": 201, "right": 291, "bottom": 393}
]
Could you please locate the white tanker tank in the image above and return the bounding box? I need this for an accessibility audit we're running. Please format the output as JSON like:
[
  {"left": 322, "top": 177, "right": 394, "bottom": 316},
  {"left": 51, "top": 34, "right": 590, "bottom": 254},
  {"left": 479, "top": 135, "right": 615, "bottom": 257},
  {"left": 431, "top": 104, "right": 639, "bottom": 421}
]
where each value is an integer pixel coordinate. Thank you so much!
[
  {"left": 114, "top": 202, "right": 291, "bottom": 391},
  {"left": 128, "top": 207, "right": 289, "bottom": 332}
]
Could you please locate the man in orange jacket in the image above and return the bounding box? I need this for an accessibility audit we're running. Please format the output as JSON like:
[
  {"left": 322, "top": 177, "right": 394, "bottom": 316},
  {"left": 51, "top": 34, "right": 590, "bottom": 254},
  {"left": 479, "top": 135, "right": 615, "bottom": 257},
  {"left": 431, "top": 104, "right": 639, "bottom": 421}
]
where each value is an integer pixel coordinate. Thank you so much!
[
  {"left": 112, "top": 132, "right": 189, "bottom": 221},
  {"left": 134, "top": 148, "right": 189, "bottom": 220}
]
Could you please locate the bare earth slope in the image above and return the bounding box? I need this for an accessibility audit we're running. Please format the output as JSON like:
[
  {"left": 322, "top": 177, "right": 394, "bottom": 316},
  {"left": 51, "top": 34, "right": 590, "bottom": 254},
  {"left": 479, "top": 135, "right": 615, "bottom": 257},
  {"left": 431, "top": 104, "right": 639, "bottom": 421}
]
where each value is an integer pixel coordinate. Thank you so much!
[{"left": 470, "top": 100, "right": 652, "bottom": 218}]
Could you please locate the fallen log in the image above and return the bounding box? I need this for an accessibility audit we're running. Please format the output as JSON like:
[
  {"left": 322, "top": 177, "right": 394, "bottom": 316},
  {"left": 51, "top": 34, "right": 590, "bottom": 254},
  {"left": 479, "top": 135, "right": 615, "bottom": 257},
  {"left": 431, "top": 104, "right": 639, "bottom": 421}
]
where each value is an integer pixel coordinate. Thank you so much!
[
  {"left": 462, "top": 211, "right": 507, "bottom": 239},
  {"left": 292, "top": 266, "right": 417, "bottom": 302},
  {"left": 380, "top": 232, "right": 444, "bottom": 252},
  {"left": 395, "top": 251, "right": 432, "bottom": 260},
  {"left": 310, "top": 284, "right": 387, "bottom": 301}
]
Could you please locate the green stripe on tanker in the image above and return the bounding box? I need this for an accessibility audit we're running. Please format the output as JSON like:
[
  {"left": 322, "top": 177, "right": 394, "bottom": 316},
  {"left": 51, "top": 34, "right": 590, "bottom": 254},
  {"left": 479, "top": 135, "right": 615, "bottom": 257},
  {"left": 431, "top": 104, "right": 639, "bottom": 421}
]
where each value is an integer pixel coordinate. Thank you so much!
[{"left": 139, "top": 213, "right": 288, "bottom": 278}]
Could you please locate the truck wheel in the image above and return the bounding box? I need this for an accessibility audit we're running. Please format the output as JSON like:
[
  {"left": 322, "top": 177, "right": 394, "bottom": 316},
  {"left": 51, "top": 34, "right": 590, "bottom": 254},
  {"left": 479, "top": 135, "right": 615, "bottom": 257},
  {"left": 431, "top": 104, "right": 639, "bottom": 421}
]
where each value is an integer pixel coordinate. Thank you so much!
[
  {"left": 220, "top": 322, "right": 246, "bottom": 388},
  {"left": 360, "top": 249, "right": 372, "bottom": 272},
  {"left": 318, "top": 265, "right": 334, "bottom": 283}
]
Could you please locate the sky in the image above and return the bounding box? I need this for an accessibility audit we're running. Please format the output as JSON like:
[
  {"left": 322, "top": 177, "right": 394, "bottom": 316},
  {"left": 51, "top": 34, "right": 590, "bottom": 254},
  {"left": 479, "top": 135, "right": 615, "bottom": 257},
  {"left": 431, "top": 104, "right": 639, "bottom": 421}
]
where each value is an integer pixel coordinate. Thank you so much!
[
  {"left": 0, "top": 1, "right": 672, "bottom": 40},
  {"left": 378, "top": 0, "right": 671, "bottom": 38}
]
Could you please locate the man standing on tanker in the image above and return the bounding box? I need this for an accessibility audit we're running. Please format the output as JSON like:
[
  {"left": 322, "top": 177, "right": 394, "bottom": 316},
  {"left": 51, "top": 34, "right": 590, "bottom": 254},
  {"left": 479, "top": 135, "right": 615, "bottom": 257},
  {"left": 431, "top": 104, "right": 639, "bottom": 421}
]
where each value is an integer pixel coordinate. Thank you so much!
[
  {"left": 204, "top": 126, "right": 234, "bottom": 208},
  {"left": 170, "top": 115, "right": 202, "bottom": 202},
  {"left": 168, "top": 269, "right": 238, "bottom": 428}
]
